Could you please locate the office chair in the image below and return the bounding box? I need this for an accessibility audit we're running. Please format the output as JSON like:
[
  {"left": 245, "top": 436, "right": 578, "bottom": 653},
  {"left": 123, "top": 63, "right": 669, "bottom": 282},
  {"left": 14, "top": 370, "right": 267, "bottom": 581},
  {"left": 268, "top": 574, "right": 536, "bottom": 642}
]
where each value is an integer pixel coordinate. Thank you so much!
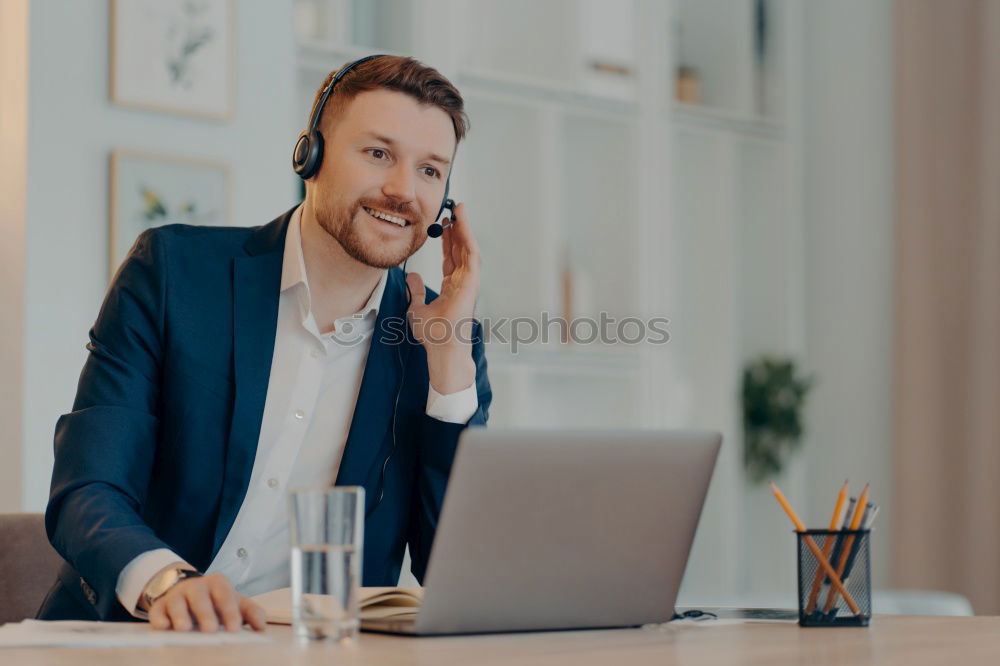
[{"left": 0, "top": 513, "right": 64, "bottom": 624}]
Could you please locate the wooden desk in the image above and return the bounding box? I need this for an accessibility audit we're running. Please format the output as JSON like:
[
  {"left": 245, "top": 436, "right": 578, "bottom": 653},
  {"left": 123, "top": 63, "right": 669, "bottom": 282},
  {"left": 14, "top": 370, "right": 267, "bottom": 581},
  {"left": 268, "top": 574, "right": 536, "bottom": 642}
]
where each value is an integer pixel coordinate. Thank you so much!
[{"left": 5, "top": 616, "right": 1000, "bottom": 665}]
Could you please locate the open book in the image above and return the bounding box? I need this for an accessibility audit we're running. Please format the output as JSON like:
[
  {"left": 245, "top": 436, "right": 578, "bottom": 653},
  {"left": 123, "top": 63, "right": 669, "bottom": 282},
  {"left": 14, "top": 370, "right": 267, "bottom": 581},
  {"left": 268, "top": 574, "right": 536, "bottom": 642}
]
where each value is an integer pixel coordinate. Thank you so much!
[{"left": 250, "top": 587, "right": 423, "bottom": 624}]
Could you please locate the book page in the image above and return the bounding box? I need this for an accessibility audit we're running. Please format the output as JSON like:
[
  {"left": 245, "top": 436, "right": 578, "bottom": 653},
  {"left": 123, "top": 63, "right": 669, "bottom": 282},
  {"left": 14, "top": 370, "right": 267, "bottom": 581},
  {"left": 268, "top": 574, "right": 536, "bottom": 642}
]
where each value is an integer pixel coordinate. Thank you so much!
[{"left": 251, "top": 587, "right": 424, "bottom": 625}]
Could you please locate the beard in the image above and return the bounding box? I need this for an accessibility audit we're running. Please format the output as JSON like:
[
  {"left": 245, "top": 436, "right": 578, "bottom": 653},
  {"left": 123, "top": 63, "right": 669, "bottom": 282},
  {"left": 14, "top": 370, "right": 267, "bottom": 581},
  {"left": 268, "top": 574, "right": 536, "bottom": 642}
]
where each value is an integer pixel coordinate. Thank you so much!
[{"left": 314, "top": 195, "right": 427, "bottom": 269}]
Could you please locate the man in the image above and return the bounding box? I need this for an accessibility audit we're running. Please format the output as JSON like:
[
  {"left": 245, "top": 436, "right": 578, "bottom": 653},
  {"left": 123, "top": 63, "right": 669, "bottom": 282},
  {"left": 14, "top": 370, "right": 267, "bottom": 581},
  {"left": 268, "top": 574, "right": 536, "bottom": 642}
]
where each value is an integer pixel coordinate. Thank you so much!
[{"left": 38, "top": 56, "right": 491, "bottom": 632}]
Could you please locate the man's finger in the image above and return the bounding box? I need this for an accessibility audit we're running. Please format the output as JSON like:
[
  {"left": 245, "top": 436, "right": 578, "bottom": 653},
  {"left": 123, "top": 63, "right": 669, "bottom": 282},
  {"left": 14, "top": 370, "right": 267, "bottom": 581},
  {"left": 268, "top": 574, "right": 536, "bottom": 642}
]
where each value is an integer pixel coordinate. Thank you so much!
[
  {"left": 451, "top": 203, "right": 480, "bottom": 271},
  {"left": 239, "top": 597, "right": 268, "bottom": 632},
  {"left": 441, "top": 217, "right": 456, "bottom": 276},
  {"left": 148, "top": 599, "right": 170, "bottom": 631},
  {"left": 164, "top": 594, "right": 193, "bottom": 632},
  {"left": 184, "top": 585, "right": 219, "bottom": 633},
  {"left": 208, "top": 578, "right": 243, "bottom": 632},
  {"left": 447, "top": 211, "right": 462, "bottom": 270},
  {"left": 406, "top": 271, "right": 426, "bottom": 307}
]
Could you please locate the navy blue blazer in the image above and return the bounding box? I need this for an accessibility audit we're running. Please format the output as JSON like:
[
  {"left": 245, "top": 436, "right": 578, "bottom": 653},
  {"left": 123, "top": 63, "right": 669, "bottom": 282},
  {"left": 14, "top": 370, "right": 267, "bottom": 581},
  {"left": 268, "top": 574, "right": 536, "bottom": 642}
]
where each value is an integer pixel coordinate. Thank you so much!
[{"left": 37, "top": 207, "right": 491, "bottom": 621}]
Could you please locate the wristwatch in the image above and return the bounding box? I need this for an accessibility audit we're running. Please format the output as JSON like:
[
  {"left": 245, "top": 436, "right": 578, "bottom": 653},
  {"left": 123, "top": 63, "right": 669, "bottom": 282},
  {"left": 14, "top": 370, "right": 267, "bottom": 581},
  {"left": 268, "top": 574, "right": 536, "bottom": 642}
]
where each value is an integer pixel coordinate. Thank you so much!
[{"left": 142, "top": 568, "right": 203, "bottom": 610}]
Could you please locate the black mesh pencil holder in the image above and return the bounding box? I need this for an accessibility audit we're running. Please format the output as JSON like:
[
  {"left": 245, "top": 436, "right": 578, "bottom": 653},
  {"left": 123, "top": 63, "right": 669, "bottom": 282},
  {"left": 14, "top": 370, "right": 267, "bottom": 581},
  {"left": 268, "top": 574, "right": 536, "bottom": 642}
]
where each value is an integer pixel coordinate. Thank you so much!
[{"left": 796, "top": 529, "right": 872, "bottom": 627}]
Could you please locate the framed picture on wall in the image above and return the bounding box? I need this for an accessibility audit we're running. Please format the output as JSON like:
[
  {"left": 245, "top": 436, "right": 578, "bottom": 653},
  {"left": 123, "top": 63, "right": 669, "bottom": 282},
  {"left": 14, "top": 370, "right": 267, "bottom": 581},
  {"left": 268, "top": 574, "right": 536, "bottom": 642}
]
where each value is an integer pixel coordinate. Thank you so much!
[
  {"left": 109, "top": 150, "right": 230, "bottom": 277},
  {"left": 110, "top": 0, "right": 236, "bottom": 120}
]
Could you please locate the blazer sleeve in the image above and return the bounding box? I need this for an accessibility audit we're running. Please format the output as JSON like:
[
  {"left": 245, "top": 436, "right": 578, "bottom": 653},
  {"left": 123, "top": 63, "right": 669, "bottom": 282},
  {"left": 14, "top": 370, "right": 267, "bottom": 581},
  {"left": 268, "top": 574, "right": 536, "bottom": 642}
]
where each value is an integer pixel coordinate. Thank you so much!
[
  {"left": 45, "top": 228, "right": 175, "bottom": 619},
  {"left": 406, "top": 319, "right": 491, "bottom": 582}
]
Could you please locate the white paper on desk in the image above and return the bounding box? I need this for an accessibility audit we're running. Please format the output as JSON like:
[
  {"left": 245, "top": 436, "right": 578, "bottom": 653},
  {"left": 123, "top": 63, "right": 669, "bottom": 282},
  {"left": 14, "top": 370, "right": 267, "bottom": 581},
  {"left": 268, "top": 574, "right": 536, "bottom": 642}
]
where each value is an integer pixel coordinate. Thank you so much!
[
  {"left": 650, "top": 607, "right": 798, "bottom": 629},
  {"left": 659, "top": 618, "right": 792, "bottom": 627},
  {"left": 0, "top": 620, "right": 271, "bottom": 649}
]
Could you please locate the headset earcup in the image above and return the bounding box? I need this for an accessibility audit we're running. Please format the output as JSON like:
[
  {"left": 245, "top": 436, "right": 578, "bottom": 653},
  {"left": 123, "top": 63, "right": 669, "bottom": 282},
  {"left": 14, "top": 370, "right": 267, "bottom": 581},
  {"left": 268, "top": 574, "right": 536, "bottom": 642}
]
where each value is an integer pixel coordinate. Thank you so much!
[
  {"left": 292, "top": 132, "right": 310, "bottom": 174},
  {"left": 293, "top": 130, "right": 324, "bottom": 180}
]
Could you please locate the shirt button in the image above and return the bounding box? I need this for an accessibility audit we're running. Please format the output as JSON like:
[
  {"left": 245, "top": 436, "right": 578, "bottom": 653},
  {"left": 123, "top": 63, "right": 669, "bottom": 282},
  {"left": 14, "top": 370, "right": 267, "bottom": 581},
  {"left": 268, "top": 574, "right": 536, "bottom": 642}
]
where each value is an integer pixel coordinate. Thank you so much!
[
  {"left": 294, "top": 410, "right": 305, "bottom": 420},
  {"left": 267, "top": 478, "right": 279, "bottom": 488},
  {"left": 237, "top": 548, "right": 248, "bottom": 559},
  {"left": 311, "top": 348, "right": 322, "bottom": 358}
]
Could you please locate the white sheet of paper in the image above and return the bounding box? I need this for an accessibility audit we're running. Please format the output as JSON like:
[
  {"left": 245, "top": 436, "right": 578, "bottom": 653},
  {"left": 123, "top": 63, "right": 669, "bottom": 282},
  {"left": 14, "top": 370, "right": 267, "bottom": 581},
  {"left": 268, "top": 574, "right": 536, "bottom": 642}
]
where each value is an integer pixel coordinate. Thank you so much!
[{"left": 0, "top": 620, "right": 271, "bottom": 649}]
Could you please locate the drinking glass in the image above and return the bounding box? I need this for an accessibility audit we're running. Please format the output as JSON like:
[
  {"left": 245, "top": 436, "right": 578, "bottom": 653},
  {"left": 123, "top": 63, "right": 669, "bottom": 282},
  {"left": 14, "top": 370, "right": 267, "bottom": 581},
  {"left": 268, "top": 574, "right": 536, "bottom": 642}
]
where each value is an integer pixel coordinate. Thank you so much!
[{"left": 289, "top": 486, "right": 364, "bottom": 642}]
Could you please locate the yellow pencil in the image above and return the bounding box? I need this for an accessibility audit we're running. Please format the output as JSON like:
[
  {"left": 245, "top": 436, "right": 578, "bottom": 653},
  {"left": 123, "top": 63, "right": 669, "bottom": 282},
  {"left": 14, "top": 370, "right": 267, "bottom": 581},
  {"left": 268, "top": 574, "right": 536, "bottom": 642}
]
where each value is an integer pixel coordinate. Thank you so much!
[
  {"left": 769, "top": 482, "right": 860, "bottom": 615},
  {"left": 823, "top": 483, "right": 870, "bottom": 613},
  {"left": 805, "top": 480, "right": 849, "bottom": 613}
]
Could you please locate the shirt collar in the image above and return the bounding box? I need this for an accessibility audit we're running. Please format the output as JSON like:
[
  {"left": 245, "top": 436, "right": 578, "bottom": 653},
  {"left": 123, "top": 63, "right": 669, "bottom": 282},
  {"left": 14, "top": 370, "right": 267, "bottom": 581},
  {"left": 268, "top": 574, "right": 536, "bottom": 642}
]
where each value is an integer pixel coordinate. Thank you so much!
[
  {"left": 280, "top": 205, "right": 308, "bottom": 293},
  {"left": 280, "top": 205, "right": 388, "bottom": 336}
]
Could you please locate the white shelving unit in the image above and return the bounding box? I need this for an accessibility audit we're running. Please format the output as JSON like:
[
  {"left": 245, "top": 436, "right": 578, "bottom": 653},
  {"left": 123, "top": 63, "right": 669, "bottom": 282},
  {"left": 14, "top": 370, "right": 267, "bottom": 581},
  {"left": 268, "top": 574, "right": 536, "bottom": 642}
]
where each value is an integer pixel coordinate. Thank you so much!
[{"left": 292, "top": 0, "right": 804, "bottom": 602}]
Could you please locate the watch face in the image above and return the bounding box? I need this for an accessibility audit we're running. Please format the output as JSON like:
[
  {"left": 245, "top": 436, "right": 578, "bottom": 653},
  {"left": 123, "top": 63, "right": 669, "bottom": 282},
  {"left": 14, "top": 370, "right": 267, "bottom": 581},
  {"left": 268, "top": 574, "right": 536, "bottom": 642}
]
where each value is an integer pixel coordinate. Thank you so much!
[
  {"left": 154, "top": 569, "right": 179, "bottom": 597},
  {"left": 146, "top": 569, "right": 194, "bottom": 606}
]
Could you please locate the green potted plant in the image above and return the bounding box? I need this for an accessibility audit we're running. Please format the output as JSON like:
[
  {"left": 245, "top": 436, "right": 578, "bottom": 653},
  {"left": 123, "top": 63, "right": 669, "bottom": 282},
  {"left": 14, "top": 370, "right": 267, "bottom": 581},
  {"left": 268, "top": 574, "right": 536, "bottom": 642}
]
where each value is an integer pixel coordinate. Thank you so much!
[{"left": 742, "top": 356, "right": 813, "bottom": 483}]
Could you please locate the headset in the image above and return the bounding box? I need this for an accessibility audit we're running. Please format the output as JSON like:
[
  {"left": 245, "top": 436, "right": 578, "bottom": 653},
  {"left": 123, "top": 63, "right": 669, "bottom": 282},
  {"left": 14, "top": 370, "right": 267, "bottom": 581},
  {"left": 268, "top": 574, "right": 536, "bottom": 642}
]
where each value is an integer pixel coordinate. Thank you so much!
[
  {"left": 293, "top": 55, "right": 458, "bottom": 517},
  {"left": 292, "top": 54, "right": 456, "bottom": 236}
]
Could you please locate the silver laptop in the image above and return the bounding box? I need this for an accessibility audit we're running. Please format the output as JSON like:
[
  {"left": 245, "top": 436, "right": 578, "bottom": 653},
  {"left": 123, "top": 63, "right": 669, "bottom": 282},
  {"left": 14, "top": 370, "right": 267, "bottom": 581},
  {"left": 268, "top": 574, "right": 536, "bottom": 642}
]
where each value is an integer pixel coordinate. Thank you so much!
[{"left": 362, "top": 428, "right": 721, "bottom": 636}]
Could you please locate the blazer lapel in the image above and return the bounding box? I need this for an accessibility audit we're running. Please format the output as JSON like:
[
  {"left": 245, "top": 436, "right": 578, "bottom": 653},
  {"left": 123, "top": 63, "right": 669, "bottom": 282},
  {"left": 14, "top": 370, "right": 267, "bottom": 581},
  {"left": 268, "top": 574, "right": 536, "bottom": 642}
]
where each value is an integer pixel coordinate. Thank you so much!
[
  {"left": 335, "top": 270, "right": 411, "bottom": 508},
  {"left": 212, "top": 211, "right": 290, "bottom": 553}
]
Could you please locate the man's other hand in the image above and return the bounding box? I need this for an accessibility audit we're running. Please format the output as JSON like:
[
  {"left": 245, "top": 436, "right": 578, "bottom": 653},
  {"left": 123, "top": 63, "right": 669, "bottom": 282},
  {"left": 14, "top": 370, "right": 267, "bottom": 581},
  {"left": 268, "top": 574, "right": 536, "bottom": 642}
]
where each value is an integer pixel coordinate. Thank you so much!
[{"left": 145, "top": 572, "right": 266, "bottom": 633}]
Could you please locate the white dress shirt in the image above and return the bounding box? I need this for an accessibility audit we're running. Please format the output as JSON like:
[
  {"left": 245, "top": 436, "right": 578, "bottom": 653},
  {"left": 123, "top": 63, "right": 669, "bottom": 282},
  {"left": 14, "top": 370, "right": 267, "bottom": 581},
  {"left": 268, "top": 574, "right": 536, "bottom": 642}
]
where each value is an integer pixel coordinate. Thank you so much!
[{"left": 116, "top": 206, "right": 478, "bottom": 614}]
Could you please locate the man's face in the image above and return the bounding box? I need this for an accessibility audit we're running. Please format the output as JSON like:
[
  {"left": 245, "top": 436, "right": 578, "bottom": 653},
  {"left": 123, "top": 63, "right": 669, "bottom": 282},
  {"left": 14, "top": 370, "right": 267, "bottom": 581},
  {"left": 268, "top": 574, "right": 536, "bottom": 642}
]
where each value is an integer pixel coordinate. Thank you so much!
[{"left": 310, "top": 89, "right": 456, "bottom": 269}]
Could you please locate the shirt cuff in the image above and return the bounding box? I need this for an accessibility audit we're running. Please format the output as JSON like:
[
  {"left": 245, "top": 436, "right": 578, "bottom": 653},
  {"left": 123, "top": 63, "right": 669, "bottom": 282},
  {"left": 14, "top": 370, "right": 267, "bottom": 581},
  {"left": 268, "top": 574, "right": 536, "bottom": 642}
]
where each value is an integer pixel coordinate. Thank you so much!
[
  {"left": 116, "top": 548, "right": 192, "bottom": 619},
  {"left": 426, "top": 382, "right": 478, "bottom": 424}
]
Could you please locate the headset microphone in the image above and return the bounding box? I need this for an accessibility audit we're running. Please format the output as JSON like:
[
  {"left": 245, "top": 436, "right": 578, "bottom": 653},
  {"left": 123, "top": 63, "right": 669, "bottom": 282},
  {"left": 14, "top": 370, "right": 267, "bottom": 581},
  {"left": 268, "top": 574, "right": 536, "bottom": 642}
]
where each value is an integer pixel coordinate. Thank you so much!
[{"left": 427, "top": 199, "right": 455, "bottom": 238}]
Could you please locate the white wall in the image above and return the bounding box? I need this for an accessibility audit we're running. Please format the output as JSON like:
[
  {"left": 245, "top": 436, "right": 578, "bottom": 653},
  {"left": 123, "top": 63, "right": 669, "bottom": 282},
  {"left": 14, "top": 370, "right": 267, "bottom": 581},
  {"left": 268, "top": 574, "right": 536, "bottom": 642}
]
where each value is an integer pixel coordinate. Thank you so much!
[
  {"left": 677, "top": 0, "right": 895, "bottom": 604},
  {"left": 801, "top": 0, "right": 895, "bottom": 584},
  {"left": 20, "top": 0, "right": 299, "bottom": 510}
]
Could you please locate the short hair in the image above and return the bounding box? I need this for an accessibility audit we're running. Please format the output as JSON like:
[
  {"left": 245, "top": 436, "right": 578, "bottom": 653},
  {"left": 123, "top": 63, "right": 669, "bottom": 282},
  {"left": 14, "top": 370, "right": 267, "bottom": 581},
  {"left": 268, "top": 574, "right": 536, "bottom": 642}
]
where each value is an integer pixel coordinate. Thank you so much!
[{"left": 309, "top": 56, "right": 469, "bottom": 143}]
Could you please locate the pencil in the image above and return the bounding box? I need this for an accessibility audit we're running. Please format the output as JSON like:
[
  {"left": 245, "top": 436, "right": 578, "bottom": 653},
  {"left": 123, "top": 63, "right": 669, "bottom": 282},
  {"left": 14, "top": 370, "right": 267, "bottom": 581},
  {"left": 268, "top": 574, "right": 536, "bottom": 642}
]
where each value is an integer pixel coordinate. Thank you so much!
[
  {"left": 827, "top": 497, "right": 857, "bottom": 579},
  {"left": 822, "top": 483, "right": 870, "bottom": 613},
  {"left": 842, "top": 504, "right": 880, "bottom": 581},
  {"left": 769, "top": 483, "right": 860, "bottom": 615},
  {"left": 805, "top": 481, "right": 848, "bottom": 613}
]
